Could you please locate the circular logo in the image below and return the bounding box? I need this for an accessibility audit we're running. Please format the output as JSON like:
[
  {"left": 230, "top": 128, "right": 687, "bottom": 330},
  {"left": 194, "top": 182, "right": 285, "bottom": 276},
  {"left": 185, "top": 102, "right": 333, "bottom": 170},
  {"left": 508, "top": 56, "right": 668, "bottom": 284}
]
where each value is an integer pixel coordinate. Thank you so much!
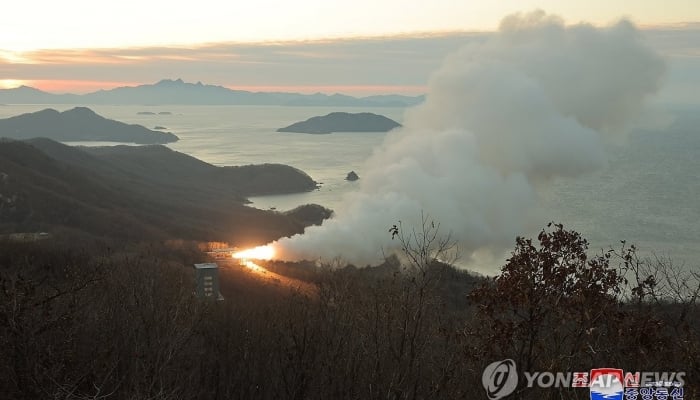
[{"left": 482, "top": 359, "right": 518, "bottom": 400}]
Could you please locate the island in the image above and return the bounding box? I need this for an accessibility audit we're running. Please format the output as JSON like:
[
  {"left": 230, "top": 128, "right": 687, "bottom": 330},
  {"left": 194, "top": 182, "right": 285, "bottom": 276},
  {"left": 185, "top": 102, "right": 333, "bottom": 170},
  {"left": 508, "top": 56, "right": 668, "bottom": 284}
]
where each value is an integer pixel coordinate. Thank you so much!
[
  {"left": 346, "top": 171, "right": 359, "bottom": 181},
  {"left": 137, "top": 111, "right": 156, "bottom": 115},
  {"left": 277, "top": 112, "right": 401, "bottom": 134},
  {"left": 0, "top": 107, "right": 178, "bottom": 144}
]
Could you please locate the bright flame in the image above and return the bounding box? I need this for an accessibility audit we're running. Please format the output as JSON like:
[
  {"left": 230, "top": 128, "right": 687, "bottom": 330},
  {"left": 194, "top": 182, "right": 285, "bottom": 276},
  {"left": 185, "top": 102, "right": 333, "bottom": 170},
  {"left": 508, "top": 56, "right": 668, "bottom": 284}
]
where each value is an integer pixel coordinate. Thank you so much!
[
  {"left": 232, "top": 245, "right": 275, "bottom": 260},
  {"left": 240, "top": 259, "right": 265, "bottom": 272}
]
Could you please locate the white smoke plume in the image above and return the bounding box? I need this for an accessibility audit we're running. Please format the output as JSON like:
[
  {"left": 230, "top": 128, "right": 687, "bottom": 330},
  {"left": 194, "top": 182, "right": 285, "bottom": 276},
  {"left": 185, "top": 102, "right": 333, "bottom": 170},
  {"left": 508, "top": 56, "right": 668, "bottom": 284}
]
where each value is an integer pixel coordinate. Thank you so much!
[{"left": 273, "top": 11, "right": 665, "bottom": 270}]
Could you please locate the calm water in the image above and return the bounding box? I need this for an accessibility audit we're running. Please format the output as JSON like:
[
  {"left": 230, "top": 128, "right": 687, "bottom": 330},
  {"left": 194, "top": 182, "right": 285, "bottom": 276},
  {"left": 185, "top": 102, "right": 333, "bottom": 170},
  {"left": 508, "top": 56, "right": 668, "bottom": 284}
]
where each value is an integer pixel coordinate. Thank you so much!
[{"left": 1, "top": 104, "right": 698, "bottom": 267}]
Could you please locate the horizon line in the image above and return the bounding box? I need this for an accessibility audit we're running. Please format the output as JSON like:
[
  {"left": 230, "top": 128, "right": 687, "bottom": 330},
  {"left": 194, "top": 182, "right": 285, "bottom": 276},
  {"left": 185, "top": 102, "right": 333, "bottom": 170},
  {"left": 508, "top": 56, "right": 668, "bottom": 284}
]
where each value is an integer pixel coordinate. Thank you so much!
[{"left": 0, "top": 79, "right": 428, "bottom": 97}]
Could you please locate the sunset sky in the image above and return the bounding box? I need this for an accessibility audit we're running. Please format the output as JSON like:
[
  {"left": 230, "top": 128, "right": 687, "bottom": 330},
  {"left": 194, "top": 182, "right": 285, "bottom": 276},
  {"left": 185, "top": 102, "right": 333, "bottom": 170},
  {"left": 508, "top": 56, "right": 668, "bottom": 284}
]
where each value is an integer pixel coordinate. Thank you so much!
[{"left": 1, "top": 0, "right": 699, "bottom": 96}]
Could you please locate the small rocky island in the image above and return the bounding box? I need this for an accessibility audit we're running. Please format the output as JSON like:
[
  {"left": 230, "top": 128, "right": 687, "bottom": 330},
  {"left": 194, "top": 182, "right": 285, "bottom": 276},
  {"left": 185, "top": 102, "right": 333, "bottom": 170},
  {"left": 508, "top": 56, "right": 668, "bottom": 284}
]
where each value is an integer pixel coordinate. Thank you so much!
[
  {"left": 0, "top": 107, "right": 178, "bottom": 144},
  {"left": 277, "top": 112, "right": 401, "bottom": 134},
  {"left": 138, "top": 111, "right": 171, "bottom": 115},
  {"left": 346, "top": 171, "right": 359, "bottom": 181}
]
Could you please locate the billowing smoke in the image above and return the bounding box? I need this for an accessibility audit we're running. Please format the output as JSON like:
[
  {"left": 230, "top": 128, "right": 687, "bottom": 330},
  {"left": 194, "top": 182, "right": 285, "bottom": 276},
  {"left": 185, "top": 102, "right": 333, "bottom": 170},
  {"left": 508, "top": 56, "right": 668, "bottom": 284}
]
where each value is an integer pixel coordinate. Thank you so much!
[{"left": 273, "top": 11, "right": 665, "bottom": 270}]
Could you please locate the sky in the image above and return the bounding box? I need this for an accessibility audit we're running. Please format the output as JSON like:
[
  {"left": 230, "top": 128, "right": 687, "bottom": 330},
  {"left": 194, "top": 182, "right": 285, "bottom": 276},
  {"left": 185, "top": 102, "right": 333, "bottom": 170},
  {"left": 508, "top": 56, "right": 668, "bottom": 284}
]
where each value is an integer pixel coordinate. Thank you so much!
[{"left": 1, "top": 0, "right": 699, "bottom": 96}]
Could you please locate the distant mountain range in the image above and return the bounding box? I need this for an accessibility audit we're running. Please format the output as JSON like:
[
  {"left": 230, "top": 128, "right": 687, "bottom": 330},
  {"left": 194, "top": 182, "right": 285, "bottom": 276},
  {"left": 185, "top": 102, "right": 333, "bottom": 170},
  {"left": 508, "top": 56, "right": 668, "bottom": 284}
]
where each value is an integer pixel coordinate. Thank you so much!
[
  {"left": 0, "top": 107, "right": 178, "bottom": 144},
  {"left": 0, "top": 79, "right": 425, "bottom": 107}
]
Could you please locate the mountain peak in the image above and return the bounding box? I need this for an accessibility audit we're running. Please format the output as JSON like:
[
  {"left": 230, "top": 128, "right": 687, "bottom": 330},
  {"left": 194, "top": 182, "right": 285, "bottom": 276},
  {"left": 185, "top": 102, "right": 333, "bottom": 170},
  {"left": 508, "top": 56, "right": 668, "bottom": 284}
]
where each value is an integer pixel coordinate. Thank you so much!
[
  {"left": 64, "top": 106, "right": 97, "bottom": 116},
  {"left": 156, "top": 78, "right": 186, "bottom": 86},
  {"left": 4, "top": 85, "right": 48, "bottom": 94},
  {"left": 0, "top": 79, "right": 425, "bottom": 107},
  {"left": 32, "top": 108, "right": 61, "bottom": 117}
]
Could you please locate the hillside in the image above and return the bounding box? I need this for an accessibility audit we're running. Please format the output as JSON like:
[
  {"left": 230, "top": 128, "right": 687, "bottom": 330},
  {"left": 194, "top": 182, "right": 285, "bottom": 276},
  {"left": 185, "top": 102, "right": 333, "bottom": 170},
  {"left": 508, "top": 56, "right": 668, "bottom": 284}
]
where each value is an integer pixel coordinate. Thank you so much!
[
  {"left": 0, "top": 79, "right": 425, "bottom": 107},
  {"left": 0, "top": 107, "right": 178, "bottom": 144},
  {"left": 28, "top": 141, "right": 319, "bottom": 197},
  {"left": 278, "top": 112, "right": 401, "bottom": 134},
  {"left": 0, "top": 139, "right": 326, "bottom": 245}
]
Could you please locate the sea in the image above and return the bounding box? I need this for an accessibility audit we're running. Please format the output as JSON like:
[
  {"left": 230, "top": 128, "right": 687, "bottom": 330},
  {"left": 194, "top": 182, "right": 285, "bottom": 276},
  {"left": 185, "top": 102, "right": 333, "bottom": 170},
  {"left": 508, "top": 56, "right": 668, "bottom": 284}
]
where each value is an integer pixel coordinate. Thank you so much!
[{"left": 1, "top": 103, "right": 698, "bottom": 269}]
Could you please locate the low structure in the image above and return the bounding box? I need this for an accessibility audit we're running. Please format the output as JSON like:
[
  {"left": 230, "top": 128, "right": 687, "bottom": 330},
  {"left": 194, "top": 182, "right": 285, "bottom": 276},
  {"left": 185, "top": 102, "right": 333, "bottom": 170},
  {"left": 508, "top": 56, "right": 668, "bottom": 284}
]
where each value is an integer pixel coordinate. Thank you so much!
[
  {"left": 194, "top": 263, "right": 224, "bottom": 300},
  {"left": 207, "top": 248, "right": 236, "bottom": 260},
  {"left": 3, "top": 232, "right": 51, "bottom": 242}
]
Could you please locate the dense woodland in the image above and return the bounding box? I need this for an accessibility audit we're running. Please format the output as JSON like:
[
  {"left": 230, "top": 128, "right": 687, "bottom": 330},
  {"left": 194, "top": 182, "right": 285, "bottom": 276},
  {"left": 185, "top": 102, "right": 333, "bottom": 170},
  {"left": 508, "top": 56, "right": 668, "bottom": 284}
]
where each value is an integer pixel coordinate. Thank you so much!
[
  {"left": 1, "top": 220, "right": 698, "bottom": 400},
  {"left": 0, "top": 135, "right": 696, "bottom": 399}
]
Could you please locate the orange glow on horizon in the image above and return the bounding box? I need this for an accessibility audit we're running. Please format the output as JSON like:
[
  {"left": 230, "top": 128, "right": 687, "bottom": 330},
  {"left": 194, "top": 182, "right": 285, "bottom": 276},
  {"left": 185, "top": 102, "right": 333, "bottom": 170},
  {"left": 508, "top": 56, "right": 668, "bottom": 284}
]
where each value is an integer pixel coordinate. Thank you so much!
[
  {"left": 17, "top": 80, "right": 141, "bottom": 94},
  {"left": 1, "top": 79, "right": 425, "bottom": 96}
]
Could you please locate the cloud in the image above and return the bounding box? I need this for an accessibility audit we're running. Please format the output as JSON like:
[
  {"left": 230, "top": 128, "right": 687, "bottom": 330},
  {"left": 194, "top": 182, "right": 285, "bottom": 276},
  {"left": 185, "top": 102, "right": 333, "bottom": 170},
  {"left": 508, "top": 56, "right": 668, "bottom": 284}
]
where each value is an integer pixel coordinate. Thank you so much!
[
  {"left": 272, "top": 11, "right": 665, "bottom": 271},
  {"left": 0, "top": 34, "right": 482, "bottom": 94},
  {"left": 0, "top": 24, "right": 695, "bottom": 96}
]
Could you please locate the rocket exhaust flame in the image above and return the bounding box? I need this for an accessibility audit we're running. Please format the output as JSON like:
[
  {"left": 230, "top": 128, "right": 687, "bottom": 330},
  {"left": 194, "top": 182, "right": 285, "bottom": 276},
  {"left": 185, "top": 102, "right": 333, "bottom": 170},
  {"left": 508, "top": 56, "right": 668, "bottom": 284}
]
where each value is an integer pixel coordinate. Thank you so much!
[
  {"left": 232, "top": 245, "right": 275, "bottom": 261},
  {"left": 230, "top": 245, "right": 316, "bottom": 295},
  {"left": 232, "top": 244, "right": 276, "bottom": 273},
  {"left": 240, "top": 259, "right": 265, "bottom": 272}
]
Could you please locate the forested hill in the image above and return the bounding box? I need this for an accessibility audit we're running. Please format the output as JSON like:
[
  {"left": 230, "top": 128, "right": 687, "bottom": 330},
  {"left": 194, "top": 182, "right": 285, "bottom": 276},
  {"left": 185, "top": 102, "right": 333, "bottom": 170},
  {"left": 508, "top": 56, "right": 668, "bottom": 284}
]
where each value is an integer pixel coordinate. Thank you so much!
[
  {"left": 0, "top": 107, "right": 178, "bottom": 144},
  {"left": 0, "top": 138, "right": 326, "bottom": 244}
]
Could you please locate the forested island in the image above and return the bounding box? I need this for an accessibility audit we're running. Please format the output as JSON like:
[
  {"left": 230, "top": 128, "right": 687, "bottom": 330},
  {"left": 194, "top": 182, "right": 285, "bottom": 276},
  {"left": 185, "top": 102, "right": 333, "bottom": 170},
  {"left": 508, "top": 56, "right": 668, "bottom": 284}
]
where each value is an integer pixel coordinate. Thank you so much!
[{"left": 278, "top": 112, "right": 401, "bottom": 134}]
